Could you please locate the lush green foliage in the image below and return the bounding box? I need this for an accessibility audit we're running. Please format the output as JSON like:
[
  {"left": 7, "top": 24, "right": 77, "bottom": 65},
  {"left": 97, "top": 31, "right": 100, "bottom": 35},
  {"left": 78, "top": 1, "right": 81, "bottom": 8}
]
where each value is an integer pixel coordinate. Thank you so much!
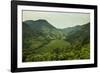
[{"left": 22, "top": 19, "right": 90, "bottom": 62}]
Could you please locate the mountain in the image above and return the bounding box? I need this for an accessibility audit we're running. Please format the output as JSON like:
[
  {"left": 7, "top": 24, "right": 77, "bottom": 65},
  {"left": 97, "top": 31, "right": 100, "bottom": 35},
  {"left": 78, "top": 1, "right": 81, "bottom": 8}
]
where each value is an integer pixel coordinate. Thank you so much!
[
  {"left": 64, "top": 23, "right": 90, "bottom": 44},
  {"left": 23, "top": 19, "right": 65, "bottom": 40},
  {"left": 61, "top": 25, "right": 82, "bottom": 36},
  {"left": 24, "top": 19, "right": 56, "bottom": 30},
  {"left": 22, "top": 19, "right": 90, "bottom": 62}
]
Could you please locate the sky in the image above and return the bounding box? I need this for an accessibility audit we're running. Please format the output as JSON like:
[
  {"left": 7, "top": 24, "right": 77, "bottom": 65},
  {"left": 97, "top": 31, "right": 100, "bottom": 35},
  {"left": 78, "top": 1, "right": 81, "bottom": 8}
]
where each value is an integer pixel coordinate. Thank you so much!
[{"left": 22, "top": 10, "right": 90, "bottom": 29}]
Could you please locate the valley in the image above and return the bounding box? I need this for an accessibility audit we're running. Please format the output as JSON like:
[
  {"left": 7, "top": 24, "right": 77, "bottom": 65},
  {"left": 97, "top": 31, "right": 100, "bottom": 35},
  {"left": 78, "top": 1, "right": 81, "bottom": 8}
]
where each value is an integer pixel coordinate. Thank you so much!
[{"left": 22, "top": 19, "right": 90, "bottom": 62}]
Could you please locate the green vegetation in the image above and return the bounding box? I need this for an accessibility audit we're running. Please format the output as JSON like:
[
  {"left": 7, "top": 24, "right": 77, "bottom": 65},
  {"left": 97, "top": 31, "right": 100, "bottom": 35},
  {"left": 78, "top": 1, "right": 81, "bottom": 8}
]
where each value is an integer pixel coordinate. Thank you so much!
[{"left": 22, "top": 19, "right": 90, "bottom": 62}]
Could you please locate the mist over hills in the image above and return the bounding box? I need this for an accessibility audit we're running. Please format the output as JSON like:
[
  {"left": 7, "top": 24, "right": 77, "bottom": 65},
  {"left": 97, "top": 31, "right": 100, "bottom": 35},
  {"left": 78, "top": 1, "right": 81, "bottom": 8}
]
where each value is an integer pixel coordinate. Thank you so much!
[{"left": 22, "top": 19, "right": 90, "bottom": 62}]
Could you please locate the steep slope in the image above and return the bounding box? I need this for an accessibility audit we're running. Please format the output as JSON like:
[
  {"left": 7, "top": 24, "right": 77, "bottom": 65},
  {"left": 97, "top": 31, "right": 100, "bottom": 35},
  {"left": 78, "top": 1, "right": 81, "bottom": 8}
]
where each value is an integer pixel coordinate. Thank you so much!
[
  {"left": 23, "top": 19, "right": 64, "bottom": 40},
  {"left": 61, "top": 25, "right": 82, "bottom": 36},
  {"left": 64, "top": 23, "right": 90, "bottom": 59},
  {"left": 64, "top": 23, "right": 90, "bottom": 44}
]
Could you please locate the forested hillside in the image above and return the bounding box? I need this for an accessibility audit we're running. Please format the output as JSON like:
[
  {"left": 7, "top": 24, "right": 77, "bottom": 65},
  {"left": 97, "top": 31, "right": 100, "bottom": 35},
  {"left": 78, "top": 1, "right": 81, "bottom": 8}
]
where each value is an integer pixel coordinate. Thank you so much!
[{"left": 22, "top": 19, "right": 90, "bottom": 62}]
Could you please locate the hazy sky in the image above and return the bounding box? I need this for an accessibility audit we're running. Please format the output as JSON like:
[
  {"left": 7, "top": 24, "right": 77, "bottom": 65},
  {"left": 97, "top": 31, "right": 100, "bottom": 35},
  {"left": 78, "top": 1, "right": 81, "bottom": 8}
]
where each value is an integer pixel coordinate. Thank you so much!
[{"left": 22, "top": 10, "right": 90, "bottom": 28}]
